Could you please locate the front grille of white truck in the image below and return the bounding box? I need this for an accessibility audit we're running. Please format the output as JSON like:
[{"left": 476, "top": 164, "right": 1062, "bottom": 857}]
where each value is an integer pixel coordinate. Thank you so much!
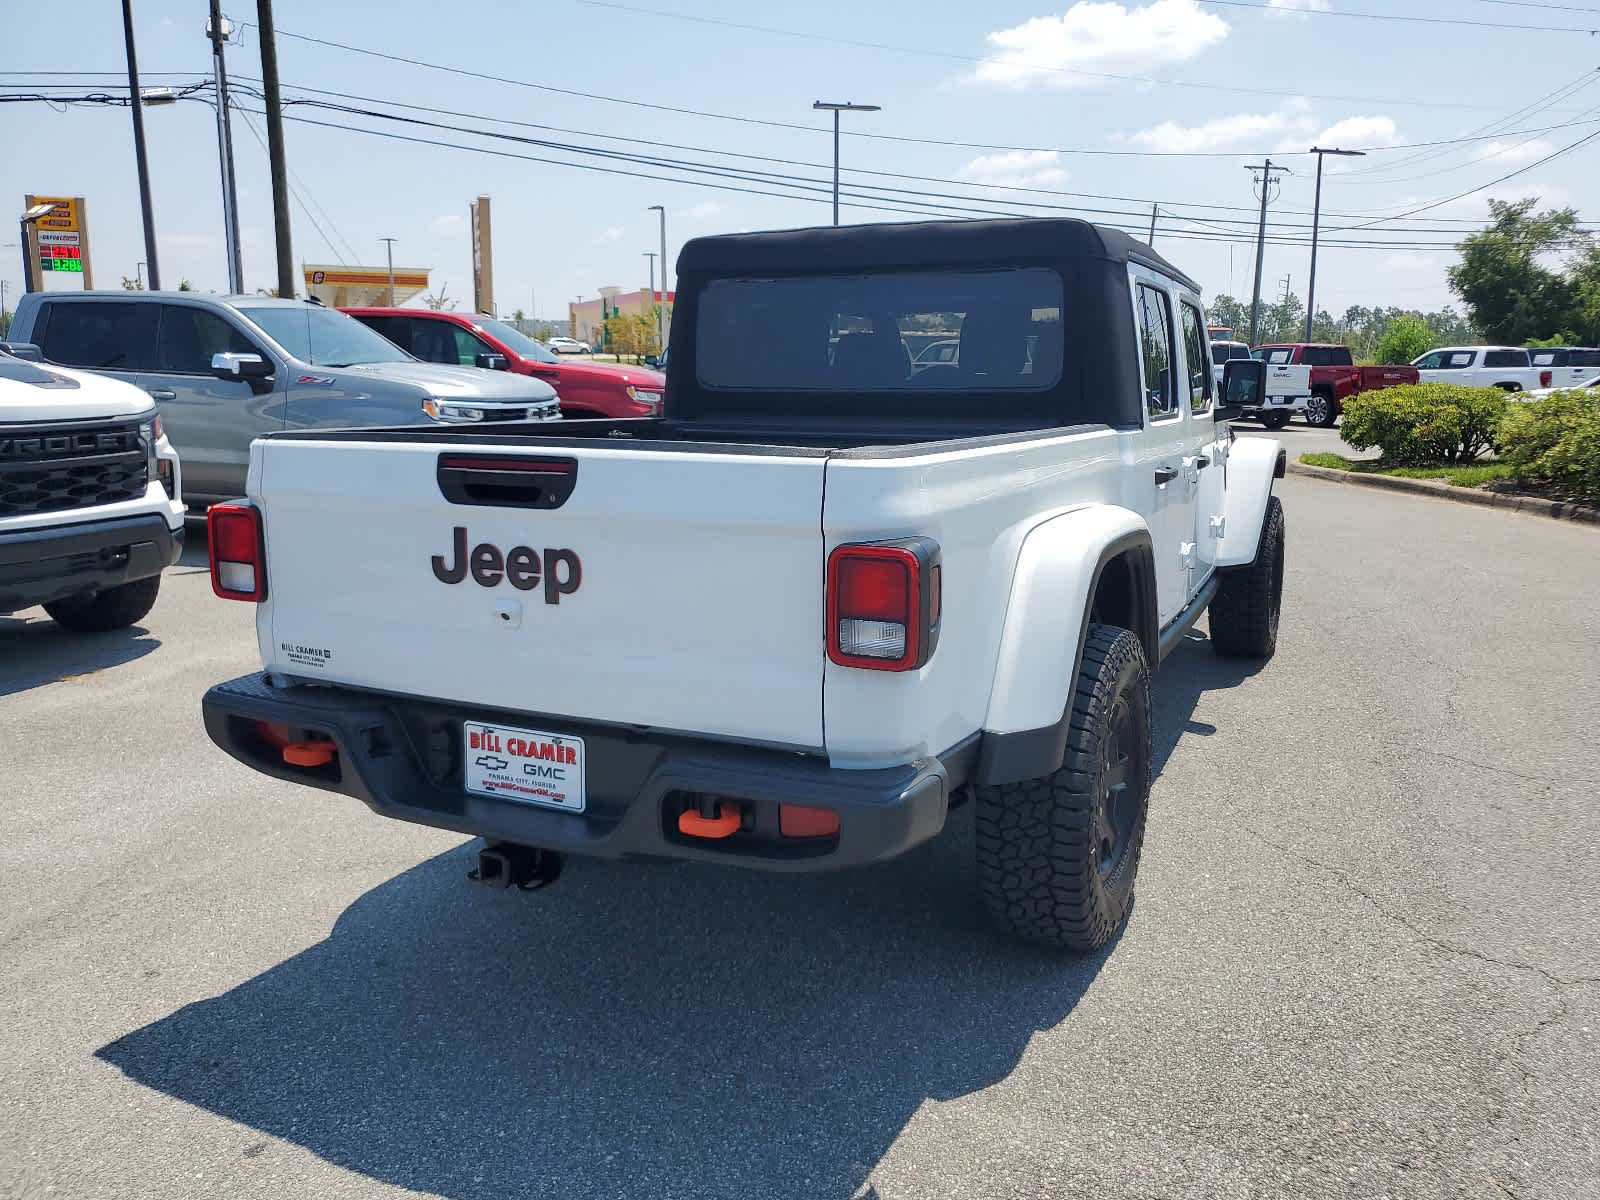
[{"left": 0, "top": 420, "right": 148, "bottom": 519}]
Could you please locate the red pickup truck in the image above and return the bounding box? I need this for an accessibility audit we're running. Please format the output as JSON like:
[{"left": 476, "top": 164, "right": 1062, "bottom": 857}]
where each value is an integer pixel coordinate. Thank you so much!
[
  {"left": 344, "top": 307, "right": 665, "bottom": 420},
  {"left": 1254, "top": 343, "right": 1419, "bottom": 428}
]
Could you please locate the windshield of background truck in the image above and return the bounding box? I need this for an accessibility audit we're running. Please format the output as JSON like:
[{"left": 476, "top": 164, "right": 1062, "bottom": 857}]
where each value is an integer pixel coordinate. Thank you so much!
[
  {"left": 695, "top": 268, "right": 1064, "bottom": 392},
  {"left": 239, "top": 305, "right": 412, "bottom": 367}
]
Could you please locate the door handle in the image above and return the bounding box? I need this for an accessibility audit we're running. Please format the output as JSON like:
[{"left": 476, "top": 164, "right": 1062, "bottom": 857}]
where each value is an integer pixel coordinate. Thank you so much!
[
  {"left": 1194, "top": 455, "right": 1210, "bottom": 469},
  {"left": 1154, "top": 467, "right": 1179, "bottom": 485},
  {"left": 146, "top": 389, "right": 176, "bottom": 401}
]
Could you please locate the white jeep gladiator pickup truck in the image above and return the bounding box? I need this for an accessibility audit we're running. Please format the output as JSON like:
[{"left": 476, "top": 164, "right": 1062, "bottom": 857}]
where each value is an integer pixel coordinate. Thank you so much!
[
  {"left": 201, "top": 219, "right": 1284, "bottom": 950},
  {"left": 1, "top": 343, "right": 184, "bottom": 630}
]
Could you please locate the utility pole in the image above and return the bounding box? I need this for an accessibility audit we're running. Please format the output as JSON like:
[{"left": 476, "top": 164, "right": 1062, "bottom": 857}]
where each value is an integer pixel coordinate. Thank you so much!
[
  {"left": 380, "top": 237, "right": 397, "bottom": 305},
  {"left": 257, "top": 0, "right": 295, "bottom": 298},
  {"left": 1304, "top": 146, "right": 1366, "bottom": 341},
  {"left": 121, "top": 0, "right": 160, "bottom": 290},
  {"left": 648, "top": 205, "right": 667, "bottom": 353},
  {"left": 642, "top": 250, "right": 657, "bottom": 347},
  {"left": 1243, "top": 158, "right": 1288, "bottom": 347},
  {"left": 208, "top": 0, "right": 243, "bottom": 292},
  {"left": 1147, "top": 203, "right": 1159, "bottom": 245},
  {"left": 813, "top": 101, "right": 881, "bottom": 226}
]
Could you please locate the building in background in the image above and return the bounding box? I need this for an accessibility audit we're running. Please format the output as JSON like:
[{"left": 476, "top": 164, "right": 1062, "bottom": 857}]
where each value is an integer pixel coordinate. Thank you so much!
[
  {"left": 303, "top": 264, "right": 430, "bottom": 307},
  {"left": 569, "top": 287, "right": 674, "bottom": 347}
]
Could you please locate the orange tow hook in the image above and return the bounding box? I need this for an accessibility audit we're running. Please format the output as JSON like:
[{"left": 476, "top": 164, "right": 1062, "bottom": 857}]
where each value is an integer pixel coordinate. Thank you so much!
[
  {"left": 677, "top": 801, "right": 742, "bottom": 839},
  {"left": 282, "top": 740, "right": 336, "bottom": 768}
]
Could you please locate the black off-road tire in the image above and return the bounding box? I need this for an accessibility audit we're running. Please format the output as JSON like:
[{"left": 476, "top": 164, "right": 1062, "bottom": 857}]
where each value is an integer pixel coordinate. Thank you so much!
[
  {"left": 975, "top": 625, "right": 1152, "bottom": 951},
  {"left": 1306, "top": 391, "right": 1338, "bottom": 428},
  {"left": 43, "top": 575, "right": 161, "bottom": 632},
  {"left": 1209, "top": 496, "right": 1284, "bottom": 660},
  {"left": 1259, "top": 410, "right": 1291, "bottom": 431}
]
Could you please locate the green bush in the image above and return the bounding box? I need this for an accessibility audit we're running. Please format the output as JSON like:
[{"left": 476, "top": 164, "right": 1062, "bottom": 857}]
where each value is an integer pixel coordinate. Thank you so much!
[
  {"left": 1340, "top": 383, "right": 1507, "bottom": 464},
  {"left": 1498, "top": 389, "right": 1600, "bottom": 504},
  {"left": 1375, "top": 314, "right": 1434, "bottom": 365}
]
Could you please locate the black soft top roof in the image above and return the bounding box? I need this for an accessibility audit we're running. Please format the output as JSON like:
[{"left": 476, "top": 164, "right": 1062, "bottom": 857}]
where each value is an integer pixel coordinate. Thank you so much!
[{"left": 677, "top": 217, "right": 1200, "bottom": 295}]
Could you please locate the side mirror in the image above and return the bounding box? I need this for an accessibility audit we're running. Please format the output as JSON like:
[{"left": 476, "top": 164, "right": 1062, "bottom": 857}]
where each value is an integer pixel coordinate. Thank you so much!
[
  {"left": 474, "top": 352, "right": 510, "bottom": 371},
  {"left": 211, "top": 351, "right": 273, "bottom": 379},
  {"left": 1215, "top": 358, "right": 1264, "bottom": 420},
  {"left": 643, "top": 353, "right": 661, "bottom": 369},
  {"left": 0, "top": 341, "right": 43, "bottom": 361}
]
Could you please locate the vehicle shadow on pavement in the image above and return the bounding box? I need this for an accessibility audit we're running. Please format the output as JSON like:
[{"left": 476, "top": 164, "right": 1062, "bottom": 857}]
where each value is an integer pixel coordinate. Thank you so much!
[
  {"left": 94, "top": 633, "right": 1255, "bottom": 1199},
  {"left": 0, "top": 615, "right": 160, "bottom": 698}
]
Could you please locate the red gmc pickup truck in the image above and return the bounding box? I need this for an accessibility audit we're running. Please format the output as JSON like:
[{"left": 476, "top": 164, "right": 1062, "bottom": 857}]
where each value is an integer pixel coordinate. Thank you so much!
[{"left": 1254, "top": 343, "right": 1419, "bottom": 428}]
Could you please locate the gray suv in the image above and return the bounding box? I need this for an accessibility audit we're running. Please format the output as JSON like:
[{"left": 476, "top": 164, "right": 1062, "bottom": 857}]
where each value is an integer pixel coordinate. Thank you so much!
[{"left": 8, "top": 292, "right": 560, "bottom": 507}]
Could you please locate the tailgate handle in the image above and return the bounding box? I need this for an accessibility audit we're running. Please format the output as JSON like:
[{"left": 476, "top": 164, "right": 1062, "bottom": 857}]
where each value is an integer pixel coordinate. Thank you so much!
[{"left": 437, "top": 454, "right": 578, "bottom": 510}]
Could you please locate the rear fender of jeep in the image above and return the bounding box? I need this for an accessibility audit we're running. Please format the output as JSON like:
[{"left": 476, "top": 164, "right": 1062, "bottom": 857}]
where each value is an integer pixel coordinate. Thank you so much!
[{"left": 976, "top": 504, "right": 1157, "bottom": 787}]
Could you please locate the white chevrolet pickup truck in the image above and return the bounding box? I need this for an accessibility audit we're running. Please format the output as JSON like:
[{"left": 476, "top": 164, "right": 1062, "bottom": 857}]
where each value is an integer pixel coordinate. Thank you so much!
[
  {"left": 201, "top": 219, "right": 1284, "bottom": 950},
  {"left": 1, "top": 343, "right": 185, "bottom": 629}
]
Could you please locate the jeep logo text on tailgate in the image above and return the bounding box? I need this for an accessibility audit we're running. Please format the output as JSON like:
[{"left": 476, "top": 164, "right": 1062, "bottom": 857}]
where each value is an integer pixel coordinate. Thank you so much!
[{"left": 432, "top": 527, "right": 582, "bottom": 604}]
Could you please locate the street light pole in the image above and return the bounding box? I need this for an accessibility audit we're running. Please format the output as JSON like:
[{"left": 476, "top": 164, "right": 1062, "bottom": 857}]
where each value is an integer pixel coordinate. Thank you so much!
[
  {"left": 121, "top": 0, "right": 161, "bottom": 290},
  {"left": 19, "top": 203, "right": 57, "bottom": 295},
  {"left": 648, "top": 205, "right": 667, "bottom": 353},
  {"left": 812, "top": 101, "right": 881, "bottom": 226},
  {"left": 380, "top": 237, "right": 397, "bottom": 305},
  {"left": 208, "top": 0, "right": 243, "bottom": 293},
  {"left": 642, "top": 250, "right": 657, "bottom": 350},
  {"left": 1304, "top": 146, "right": 1366, "bottom": 342}
]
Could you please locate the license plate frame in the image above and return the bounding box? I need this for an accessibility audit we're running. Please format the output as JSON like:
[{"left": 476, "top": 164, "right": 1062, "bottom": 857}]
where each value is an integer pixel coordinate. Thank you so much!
[{"left": 462, "top": 720, "right": 585, "bottom": 813}]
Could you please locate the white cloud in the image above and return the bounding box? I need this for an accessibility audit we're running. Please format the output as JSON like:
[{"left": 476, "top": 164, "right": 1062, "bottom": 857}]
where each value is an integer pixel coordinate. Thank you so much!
[
  {"left": 976, "top": 0, "right": 1229, "bottom": 88},
  {"left": 681, "top": 201, "right": 726, "bottom": 221},
  {"left": 1474, "top": 139, "right": 1555, "bottom": 165},
  {"left": 1311, "top": 115, "right": 1401, "bottom": 148},
  {"left": 1130, "top": 107, "right": 1311, "bottom": 153},
  {"left": 960, "top": 150, "right": 1069, "bottom": 187},
  {"left": 1266, "top": 0, "right": 1330, "bottom": 15},
  {"left": 430, "top": 214, "right": 466, "bottom": 236},
  {"left": 594, "top": 226, "right": 624, "bottom": 244}
]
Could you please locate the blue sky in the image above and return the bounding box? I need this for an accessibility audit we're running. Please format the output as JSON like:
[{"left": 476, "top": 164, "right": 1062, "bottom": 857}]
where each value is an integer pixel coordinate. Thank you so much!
[{"left": 4, "top": 0, "right": 1597, "bottom": 323}]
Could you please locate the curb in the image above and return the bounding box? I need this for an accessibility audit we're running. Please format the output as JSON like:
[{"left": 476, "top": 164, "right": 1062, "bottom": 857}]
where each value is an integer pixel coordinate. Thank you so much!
[{"left": 1285, "top": 461, "right": 1600, "bottom": 527}]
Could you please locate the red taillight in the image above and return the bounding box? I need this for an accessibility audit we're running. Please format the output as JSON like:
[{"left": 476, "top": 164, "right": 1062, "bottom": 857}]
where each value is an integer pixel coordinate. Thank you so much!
[
  {"left": 826, "top": 538, "right": 941, "bottom": 671},
  {"left": 1540, "top": 370, "right": 1553, "bottom": 388},
  {"left": 208, "top": 501, "right": 266, "bottom": 601}
]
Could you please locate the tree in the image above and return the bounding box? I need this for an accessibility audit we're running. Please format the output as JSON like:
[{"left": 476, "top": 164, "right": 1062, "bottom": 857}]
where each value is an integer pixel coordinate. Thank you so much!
[
  {"left": 121, "top": 275, "right": 143, "bottom": 291},
  {"left": 423, "top": 284, "right": 457, "bottom": 311},
  {"left": 1448, "top": 198, "right": 1584, "bottom": 343},
  {"left": 0, "top": 308, "right": 11, "bottom": 339},
  {"left": 1375, "top": 314, "right": 1434, "bottom": 364},
  {"left": 1206, "top": 294, "right": 1248, "bottom": 337},
  {"left": 177, "top": 278, "right": 194, "bottom": 292}
]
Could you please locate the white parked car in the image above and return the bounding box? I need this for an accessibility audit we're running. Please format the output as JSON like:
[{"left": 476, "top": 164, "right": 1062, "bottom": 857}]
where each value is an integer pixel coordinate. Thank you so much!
[
  {"left": 0, "top": 343, "right": 185, "bottom": 630},
  {"left": 199, "top": 218, "right": 1285, "bottom": 952},
  {"left": 1209, "top": 339, "right": 1251, "bottom": 390},
  {"left": 545, "top": 336, "right": 592, "bottom": 355},
  {"left": 1411, "top": 346, "right": 1553, "bottom": 391}
]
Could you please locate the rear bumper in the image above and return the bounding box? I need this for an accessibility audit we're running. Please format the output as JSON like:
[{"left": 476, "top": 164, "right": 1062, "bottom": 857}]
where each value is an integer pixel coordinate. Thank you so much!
[
  {"left": 201, "top": 672, "right": 956, "bottom": 872},
  {"left": 0, "top": 512, "right": 182, "bottom": 612},
  {"left": 1246, "top": 395, "right": 1308, "bottom": 413}
]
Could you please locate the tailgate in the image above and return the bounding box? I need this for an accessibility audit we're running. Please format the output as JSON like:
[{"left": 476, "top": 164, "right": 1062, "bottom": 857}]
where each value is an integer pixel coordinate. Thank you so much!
[
  {"left": 1360, "top": 366, "right": 1417, "bottom": 389},
  {"left": 253, "top": 437, "right": 827, "bottom": 749},
  {"left": 1265, "top": 363, "right": 1311, "bottom": 396}
]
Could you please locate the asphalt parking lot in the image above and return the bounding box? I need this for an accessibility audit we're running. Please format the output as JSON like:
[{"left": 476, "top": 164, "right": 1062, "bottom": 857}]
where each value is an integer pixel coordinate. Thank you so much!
[{"left": 3, "top": 475, "right": 1597, "bottom": 1200}]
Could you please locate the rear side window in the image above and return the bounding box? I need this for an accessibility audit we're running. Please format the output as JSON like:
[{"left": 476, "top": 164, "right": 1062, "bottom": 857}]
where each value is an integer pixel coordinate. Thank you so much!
[
  {"left": 154, "top": 306, "right": 259, "bottom": 373},
  {"left": 356, "top": 315, "right": 412, "bottom": 354},
  {"left": 38, "top": 301, "right": 157, "bottom": 370},
  {"left": 1484, "top": 349, "right": 1528, "bottom": 367},
  {"left": 1136, "top": 283, "right": 1176, "bottom": 419},
  {"left": 695, "top": 268, "right": 1064, "bottom": 393},
  {"left": 1530, "top": 350, "right": 1563, "bottom": 367},
  {"left": 1265, "top": 348, "right": 1292, "bottom": 365},
  {"left": 1179, "top": 301, "right": 1210, "bottom": 412},
  {"left": 1444, "top": 352, "right": 1474, "bottom": 368},
  {"left": 1303, "top": 346, "right": 1353, "bottom": 366},
  {"left": 1569, "top": 349, "right": 1600, "bottom": 367}
]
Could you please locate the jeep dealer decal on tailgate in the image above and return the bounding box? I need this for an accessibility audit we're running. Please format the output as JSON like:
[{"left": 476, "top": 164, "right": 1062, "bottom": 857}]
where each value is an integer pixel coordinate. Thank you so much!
[{"left": 463, "top": 721, "right": 585, "bottom": 812}]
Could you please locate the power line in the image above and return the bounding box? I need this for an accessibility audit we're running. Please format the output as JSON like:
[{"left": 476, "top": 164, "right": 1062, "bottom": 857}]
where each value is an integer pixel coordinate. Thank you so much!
[
  {"left": 233, "top": 103, "right": 349, "bottom": 265},
  {"left": 239, "top": 103, "right": 1560, "bottom": 250},
  {"left": 1193, "top": 0, "right": 1597, "bottom": 32}
]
